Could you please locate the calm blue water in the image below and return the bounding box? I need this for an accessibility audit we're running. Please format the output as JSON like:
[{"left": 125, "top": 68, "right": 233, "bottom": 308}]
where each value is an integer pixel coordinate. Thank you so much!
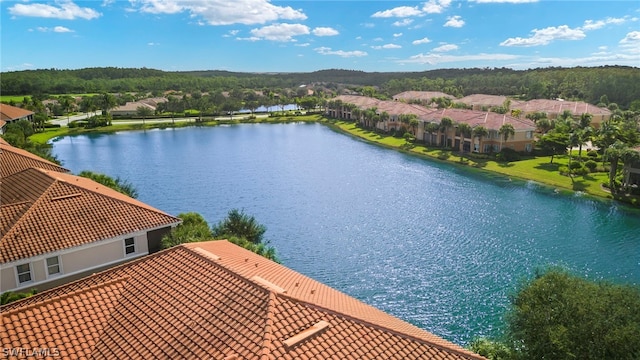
[{"left": 52, "top": 123, "right": 640, "bottom": 346}]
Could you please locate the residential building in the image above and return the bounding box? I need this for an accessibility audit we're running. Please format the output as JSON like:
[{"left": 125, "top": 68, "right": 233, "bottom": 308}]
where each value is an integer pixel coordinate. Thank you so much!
[
  {"left": 328, "top": 95, "right": 536, "bottom": 153},
  {"left": 0, "top": 119, "right": 6, "bottom": 135},
  {"left": 456, "top": 94, "right": 523, "bottom": 111},
  {"left": 624, "top": 145, "right": 640, "bottom": 188},
  {"left": 0, "top": 142, "right": 181, "bottom": 293},
  {"left": 0, "top": 103, "right": 34, "bottom": 124},
  {"left": 393, "top": 91, "right": 455, "bottom": 103},
  {"left": 1, "top": 240, "right": 485, "bottom": 360},
  {"left": 512, "top": 99, "right": 611, "bottom": 126},
  {"left": 110, "top": 101, "right": 156, "bottom": 117}
]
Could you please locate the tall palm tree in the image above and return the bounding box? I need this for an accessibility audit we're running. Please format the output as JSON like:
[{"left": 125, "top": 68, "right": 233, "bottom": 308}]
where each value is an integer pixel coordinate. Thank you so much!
[
  {"left": 458, "top": 123, "right": 472, "bottom": 152},
  {"left": 499, "top": 123, "right": 516, "bottom": 151},
  {"left": 424, "top": 122, "right": 440, "bottom": 146},
  {"left": 439, "top": 117, "right": 454, "bottom": 148},
  {"left": 472, "top": 126, "right": 489, "bottom": 153}
]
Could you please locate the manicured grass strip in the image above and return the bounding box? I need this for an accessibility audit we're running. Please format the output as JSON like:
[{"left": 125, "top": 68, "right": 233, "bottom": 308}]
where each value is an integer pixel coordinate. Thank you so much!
[{"left": 330, "top": 120, "right": 612, "bottom": 199}]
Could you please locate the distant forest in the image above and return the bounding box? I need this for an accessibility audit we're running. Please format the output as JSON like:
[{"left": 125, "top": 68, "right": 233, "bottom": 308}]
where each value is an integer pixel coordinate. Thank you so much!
[{"left": 1, "top": 66, "right": 639, "bottom": 108}]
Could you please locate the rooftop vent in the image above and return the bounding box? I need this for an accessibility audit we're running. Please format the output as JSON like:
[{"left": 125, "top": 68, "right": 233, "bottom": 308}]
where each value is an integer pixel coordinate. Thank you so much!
[
  {"left": 51, "top": 193, "right": 82, "bottom": 201},
  {"left": 283, "top": 321, "right": 330, "bottom": 349},
  {"left": 251, "top": 276, "right": 286, "bottom": 294},
  {"left": 191, "top": 247, "right": 221, "bottom": 261}
]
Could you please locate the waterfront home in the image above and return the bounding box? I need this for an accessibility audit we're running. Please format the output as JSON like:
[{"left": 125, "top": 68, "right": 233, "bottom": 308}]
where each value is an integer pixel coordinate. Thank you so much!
[
  {"left": 328, "top": 95, "right": 536, "bottom": 153},
  {"left": 512, "top": 99, "right": 611, "bottom": 126},
  {"left": 0, "top": 142, "right": 181, "bottom": 293},
  {"left": 393, "top": 91, "right": 456, "bottom": 103},
  {"left": 0, "top": 103, "right": 34, "bottom": 125},
  {"left": 625, "top": 145, "right": 640, "bottom": 188},
  {"left": 110, "top": 101, "right": 156, "bottom": 117},
  {"left": 456, "top": 94, "right": 523, "bottom": 111},
  {"left": 0, "top": 240, "right": 485, "bottom": 360}
]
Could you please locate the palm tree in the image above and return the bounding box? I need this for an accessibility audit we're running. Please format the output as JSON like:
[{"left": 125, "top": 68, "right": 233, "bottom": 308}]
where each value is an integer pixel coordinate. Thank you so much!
[
  {"left": 439, "top": 117, "right": 454, "bottom": 148},
  {"left": 499, "top": 123, "right": 516, "bottom": 151},
  {"left": 379, "top": 111, "right": 390, "bottom": 132},
  {"left": 424, "top": 122, "right": 440, "bottom": 145},
  {"left": 605, "top": 141, "right": 628, "bottom": 192},
  {"left": 409, "top": 117, "right": 420, "bottom": 136},
  {"left": 458, "top": 123, "right": 472, "bottom": 152},
  {"left": 472, "top": 126, "right": 489, "bottom": 153},
  {"left": 136, "top": 105, "right": 153, "bottom": 125}
]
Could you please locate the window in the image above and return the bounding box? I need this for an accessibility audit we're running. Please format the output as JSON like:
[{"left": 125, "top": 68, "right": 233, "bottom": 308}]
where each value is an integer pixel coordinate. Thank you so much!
[
  {"left": 16, "top": 263, "right": 32, "bottom": 283},
  {"left": 125, "top": 238, "right": 136, "bottom": 255},
  {"left": 525, "top": 143, "right": 532, "bottom": 152},
  {"left": 526, "top": 131, "right": 533, "bottom": 139},
  {"left": 46, "top": 256, "right": 61, "bottom": 276}
]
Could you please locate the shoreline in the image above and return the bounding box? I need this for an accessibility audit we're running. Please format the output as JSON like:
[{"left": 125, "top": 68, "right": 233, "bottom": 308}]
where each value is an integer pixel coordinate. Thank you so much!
[{"left": 29, "top": 115, "right": 638, "bottom": 209}]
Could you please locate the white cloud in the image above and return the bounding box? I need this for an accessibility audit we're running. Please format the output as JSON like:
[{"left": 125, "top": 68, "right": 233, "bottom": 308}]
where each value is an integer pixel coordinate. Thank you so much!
[
  {"left": 9, "top": 0, "right": 101, "bottom": 20},
  {"left": 620, "top": 31, "right": 640, "bottom": 53},
  {"left": 129, "top": 0, "right": 306, "bottom": 25},
  {"left": 422, "top": 0, "right": 451, "bottom": 14},
  {"left": 223, "top": 29, "right": 240, "bottom": 37},
  {"left": 393, "top": 33, "right": 403, "bottom": 38},
  {"left": 371, "top": 6, "right": 422, "bottom": 18},
  {"left": 148, "top": 42, "right": 159, "bottom": 46},
  {"left": 509, "top": 52, "right": 640, "bottom": 68},
  {"left": 373, "top": 37, "right": 384, "bottom": 42},
  {"left": 393, "top": 19, "right": 414, "bottom": 27},
  {"left": 412, "top": 37, "right": 432, "bottom": 45},
  {"left": 401, "top": 52, "right": 520, "bottom": 65},
  {"left": 35, "top": 26, "right": 74, "bottom": 33},
  {"left": 470, "top": 0, "right": 537, "bottom": 3},
  {"left": 315, "top": 47, "right": 368, "bottom": 58},
  {"left": 371, "top": 43, "right": 402, "bottom": 50},
  {"left": 433, "top": 44, "right": 458, "bottom": 52},
  {"left": 54, "top": 26, "right": 73, "bottom": 32},
  {"left": 249, "top": 23, "right": 309, "bottom": 42},
  {"left": 444, "top": 15, "right": 464, "bottom": 28},
  {"left": 312, "top": 27, "right": 339, "bottom": 37},
  {"left": 500, "top": 25, "right": 586, "bottom": 47},
  {"left": 295, "top": 43, "right": 310, "bottom": 47},
  {"left": 581, "top": 16, "right": 628, "bottom": 31},
  {"left": 372, "top": 0, "right": 450, "bottom": 18}
]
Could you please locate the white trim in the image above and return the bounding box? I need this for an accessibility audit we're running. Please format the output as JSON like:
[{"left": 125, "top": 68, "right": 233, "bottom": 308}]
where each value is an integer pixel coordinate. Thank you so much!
[
  {"left": 15, "top": 262, "right": 33, "bottom": 286},
  {"left": 9, "top": 251, "right": 148, "bottom": 292},
  {"left": 45, "top": 255, "right": 63, "bottom": 278},
  {"left": 2, "top": 223, "right": 176, "bottom": 267}
]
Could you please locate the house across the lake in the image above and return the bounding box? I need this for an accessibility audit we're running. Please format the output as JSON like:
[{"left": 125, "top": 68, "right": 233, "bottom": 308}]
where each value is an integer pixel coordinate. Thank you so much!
[
  {"left": 0, "top": 103, "right": 34, "bottom": 125},
  {"left": 0, "top": 240, "right": 486, "bottom": 360}
]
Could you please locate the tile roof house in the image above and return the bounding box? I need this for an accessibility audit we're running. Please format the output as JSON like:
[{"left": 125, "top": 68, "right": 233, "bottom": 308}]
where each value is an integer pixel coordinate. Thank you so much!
[
  {"left": 0, "top": 120, "right": 6, "bottom": 135},
  {"left": 512, "top": 99, "right": 611, "bottom": 127},
  {"left": 329, "top": 95, "right": 535, "bottom": 153},
  {"left": 0, "top": 142, "right": 69, "bottom": 178},
  {"left": 0, "top": 104, "right": 34, "bottom": 124},
  {"left": 110, "top": 101, "right": 156, "bottom": 117},
  {"left": 1, "top": 240, "right": 485, "bottom": 360},
  {"left": 393, "top": 91, "right": 456, "bottom": 102},
  {"left": 456, "top": 94, "right": 523, "bottom": 110},
  {"left": 0, "top": 148, "right": 181, "bottom": 292}
]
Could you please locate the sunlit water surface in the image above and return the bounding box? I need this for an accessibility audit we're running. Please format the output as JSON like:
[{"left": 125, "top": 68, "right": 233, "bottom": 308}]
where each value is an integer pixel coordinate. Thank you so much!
[{"left": 52, "top": 123, "right": 640, "bottom": 345}]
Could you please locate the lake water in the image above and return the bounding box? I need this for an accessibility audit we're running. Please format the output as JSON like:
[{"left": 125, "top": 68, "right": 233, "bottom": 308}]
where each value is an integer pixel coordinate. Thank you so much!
[{"left": 52, "top": 123, "right": 640, "bottom": 346}]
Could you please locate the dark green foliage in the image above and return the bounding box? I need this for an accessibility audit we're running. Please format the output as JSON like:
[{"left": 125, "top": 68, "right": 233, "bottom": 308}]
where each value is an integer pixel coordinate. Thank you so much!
[
  {"left": 77, "top": 170, "right": 138, "bottom": 198},
  {"left": 160, "top": 212, "right": 213, "bottom": 249},
  {"left": 227, "top": 236, "right": 279, "bottom": 262},
  {"left": 468, "top": 338, "right": 512, "bottom": 360},
  {"left": 212, "top": 209, "right": 266, "bottom": 244},
  {"left": 569, "top": 160, "right": 583, "bottom": 170},
  {"left": 506, "top": 268, "right": 640, "bottom": 360},
  {"left": 587, "top": 150, "right": 599, "bottom": 158},
  {"left": 496, "top": 148, "right": 521, "bottom": 162},
  {"left": 1, "top": 289, "right": 37, "bottom": 305},
  {"left": 1, "top": 120, "right": 61, "bottom": 165},
  {"left": 584, "top": 160, "right": 598, "bottom": 171}
]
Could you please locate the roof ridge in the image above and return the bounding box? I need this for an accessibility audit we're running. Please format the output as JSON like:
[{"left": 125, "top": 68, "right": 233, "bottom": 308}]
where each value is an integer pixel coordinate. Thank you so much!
[
  {"left": 2, "top": 275, "right": 130, "bottom": 315},
  {"left": 274, "top": 292, "right": 485, "bottom": 360},
  {"left": 259, "top": 291, "right": 278, "bottom": 360}
]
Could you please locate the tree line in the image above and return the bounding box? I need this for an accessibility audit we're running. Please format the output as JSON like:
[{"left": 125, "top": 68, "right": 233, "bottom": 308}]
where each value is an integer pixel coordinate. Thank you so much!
[{"left": 2, "top": 66, "right": 639, "bottom": 109}]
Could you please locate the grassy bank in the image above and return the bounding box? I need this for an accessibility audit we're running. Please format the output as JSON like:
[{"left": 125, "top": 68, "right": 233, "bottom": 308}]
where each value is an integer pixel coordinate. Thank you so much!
[
  {"left": 29, "top": 114, "right": 323, "bottom": 144},
  {"left": 325, "top": 120, "right": 612, "bottom": 200}
]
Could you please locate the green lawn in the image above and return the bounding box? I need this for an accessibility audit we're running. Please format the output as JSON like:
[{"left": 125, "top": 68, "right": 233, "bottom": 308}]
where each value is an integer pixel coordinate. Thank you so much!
[{"left": 330, "top": 120, "right": 613, "bottom": 199}]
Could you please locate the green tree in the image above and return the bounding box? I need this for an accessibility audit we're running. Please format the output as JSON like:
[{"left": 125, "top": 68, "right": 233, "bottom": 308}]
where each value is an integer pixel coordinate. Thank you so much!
[
  {"left": 457, "top": 123, "right": 472, "bottom": 153},
  {"left": 211, "top": 208, "right": 266, "bottom": 244},
  {"left": 536, "top": 131, "right": 569, "bottom": 164},
  {"left": 472, "top": 126, "right": 488, "bottom": 152},
  {"left": 161, "top": 212, "right": 213, "bottom": 249},
  {"left": 499, "top": 123, "right": 515, "bottom": 142},
  {"left": 439, "top": 117, "right": 454, "bottom": 148},
  {"left": 77, "top": 170, "right": 138, "bottom": 198},
  {"left": 506, "top": 268, "right": 640, "bottom": 360},
  {"left": 1, "top": 289, "right": 37, "bottom": 305},
  {"left": 136, "top": 105, "right": 153, "bottom": 125}
]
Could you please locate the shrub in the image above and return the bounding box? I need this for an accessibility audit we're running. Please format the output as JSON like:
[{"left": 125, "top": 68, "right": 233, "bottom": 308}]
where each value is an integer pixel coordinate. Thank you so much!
[
  {"left": 496, "top": 148, "right": 521, "bottom": 162},
  {"left": 584, "top": 160, "right": 598, "bottom": 172},
  {"left": 587, "top": 150, "right": 598, "bottom": 158},
  {"left": 569, "top": 160, "right": 582, "bottom": 170},
  {"left": 573, "top": 166, "right": 589, "bottom": 176}
]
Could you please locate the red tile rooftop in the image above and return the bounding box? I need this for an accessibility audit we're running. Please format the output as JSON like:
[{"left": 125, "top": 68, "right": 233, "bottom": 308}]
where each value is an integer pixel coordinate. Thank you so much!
[
  {"left": 0, "top": 142, "right": 69, "bottom": 178},
  {"left": 2, "top": 241, "right": 486, "bottom": 360}
]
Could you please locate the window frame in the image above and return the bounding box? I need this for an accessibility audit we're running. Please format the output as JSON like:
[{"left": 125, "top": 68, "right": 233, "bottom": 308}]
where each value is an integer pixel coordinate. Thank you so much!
[
  {"left": 124, "top": 237, "right": 136, "bottom": 255},
  {"left": 46, "top": 256, "right": 62, "bottom": 277},
  {"left": 16, "top": 263, "right": 33, "bottom": 284}
]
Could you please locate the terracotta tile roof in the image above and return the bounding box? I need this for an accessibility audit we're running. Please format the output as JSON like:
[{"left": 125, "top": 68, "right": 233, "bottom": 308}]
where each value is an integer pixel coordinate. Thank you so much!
[
  {"left": 0, "top": 136, "right": 9, "bottom": 145},
  {"left": 394, "top": 91, "right": 455, "bottom": 101},
  {"left": 0, "top": 104, "right": 34, "bottom": 121},
  {"left": 0, "top": 120, "right": 6, "bottom": 130},
  {"left": 333, "top": 95, "right": 436, "bottom": 118},
  {"left": 426, "top": 109, "right": 536, "bottom": 131},
  {"left": 457, "top": 94, "right": 522, "bottom": 108},
  {"left": 513, "top": 99, "right": 611, "bottom": 116},
  {"left": 0, "top": 142, "right": 69, "bottom": 178},
  {"left": 1, "top": 241, "right": 485, "bottom": 360},
  {"left": 0, "top": 168, "right": 180, "bottom": 263}
]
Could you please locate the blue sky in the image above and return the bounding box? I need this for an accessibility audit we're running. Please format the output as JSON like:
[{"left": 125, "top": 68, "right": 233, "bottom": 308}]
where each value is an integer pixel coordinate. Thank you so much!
[{"left": 1, "top": 0, "right": 639, "bottom": 73}]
